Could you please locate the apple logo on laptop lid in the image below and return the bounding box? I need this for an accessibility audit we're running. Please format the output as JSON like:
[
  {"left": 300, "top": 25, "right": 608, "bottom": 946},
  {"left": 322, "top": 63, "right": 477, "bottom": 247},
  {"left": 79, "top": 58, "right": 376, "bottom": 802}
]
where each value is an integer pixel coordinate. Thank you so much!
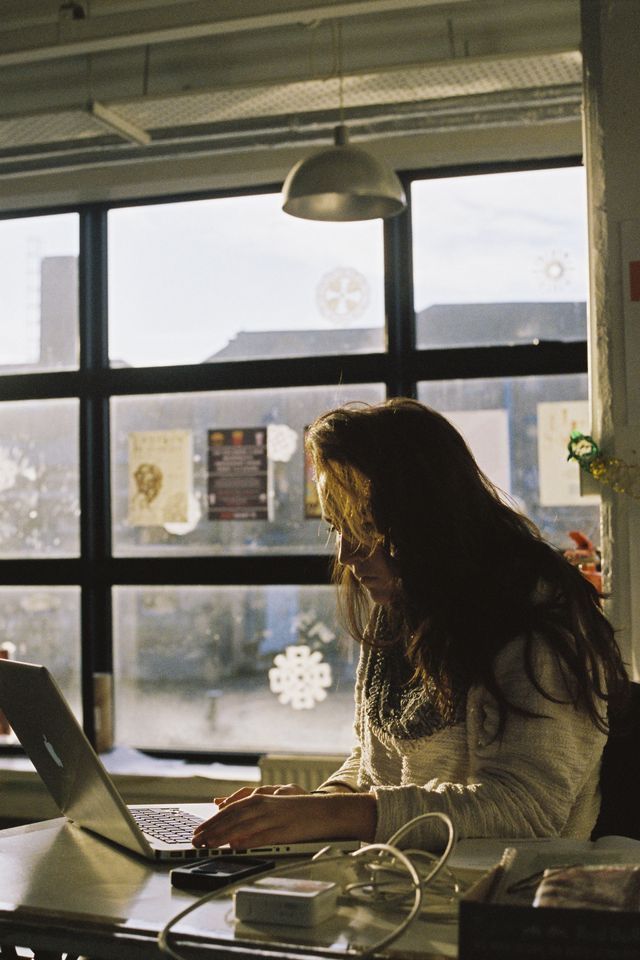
[{"left": 43, "top": 734, "right": 64, "bottom": 768}]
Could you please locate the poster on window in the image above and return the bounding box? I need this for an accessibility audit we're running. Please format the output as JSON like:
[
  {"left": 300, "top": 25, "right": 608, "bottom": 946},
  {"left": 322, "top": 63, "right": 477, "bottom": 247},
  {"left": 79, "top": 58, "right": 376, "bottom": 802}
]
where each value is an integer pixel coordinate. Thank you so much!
[
  {"left": 207, "top": 427, "right": 270, "bottom": 520},
  {"left": 128, "top": 429, "right": 192, "bottom": 526},
  {"left": 537, "top": 400, "right": 600, "bottom": 506},
  {"left": 445, "top": 408, "right": 511, "bottom": 496}
]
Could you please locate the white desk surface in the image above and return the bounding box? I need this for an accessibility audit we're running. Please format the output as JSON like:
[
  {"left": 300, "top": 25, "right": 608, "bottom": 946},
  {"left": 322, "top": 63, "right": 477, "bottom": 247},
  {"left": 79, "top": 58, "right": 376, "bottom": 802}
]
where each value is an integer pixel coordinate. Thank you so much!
[
  {"left": 4, "top": 818, "right": 638, "bottom": 960},
  {"left": 0, "top": 818, "right": 464, "bottom": 960}
]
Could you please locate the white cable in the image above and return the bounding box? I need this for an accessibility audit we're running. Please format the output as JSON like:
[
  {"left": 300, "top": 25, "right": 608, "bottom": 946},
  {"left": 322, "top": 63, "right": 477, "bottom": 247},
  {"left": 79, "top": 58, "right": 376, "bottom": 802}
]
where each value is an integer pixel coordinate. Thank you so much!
[
  {"left": 158, "top": 813, "right": 457, "bottom": 960},
  {"left": 343, "top": 813, "right": 459, "bottom": 922},
  {"left": 158, "top": 849, "right": 350, "bottom": 960},
  {"left": 346, "top": 842, "right": 423, "bottom": 956}
]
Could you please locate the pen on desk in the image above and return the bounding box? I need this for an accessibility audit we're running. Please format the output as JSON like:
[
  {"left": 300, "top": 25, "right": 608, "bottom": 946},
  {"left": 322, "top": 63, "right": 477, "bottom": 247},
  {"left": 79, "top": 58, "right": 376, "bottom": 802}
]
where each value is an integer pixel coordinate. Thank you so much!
[
  {"left": 484, "top": 847, "right": 518, "bottom": 903},
  {"left": 506, "top": 862, "right": 582, "bottom": 896}
]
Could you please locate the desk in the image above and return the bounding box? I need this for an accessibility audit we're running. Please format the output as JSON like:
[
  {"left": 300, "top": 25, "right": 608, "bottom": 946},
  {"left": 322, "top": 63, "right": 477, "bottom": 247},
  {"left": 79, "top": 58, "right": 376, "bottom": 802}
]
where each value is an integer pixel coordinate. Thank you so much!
[
  {"left": 0, "top": 819, "right": 462, "bottom": 960},
  {"left": 5, "top": 821, "right": 640, "bottom": 960}
]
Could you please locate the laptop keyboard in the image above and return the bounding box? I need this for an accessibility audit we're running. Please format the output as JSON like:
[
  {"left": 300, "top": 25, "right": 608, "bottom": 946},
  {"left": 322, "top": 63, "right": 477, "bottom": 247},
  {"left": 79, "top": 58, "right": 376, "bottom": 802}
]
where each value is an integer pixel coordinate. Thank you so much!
[{"left": 131, "top": 807, "right": 203, "bottom": 844}]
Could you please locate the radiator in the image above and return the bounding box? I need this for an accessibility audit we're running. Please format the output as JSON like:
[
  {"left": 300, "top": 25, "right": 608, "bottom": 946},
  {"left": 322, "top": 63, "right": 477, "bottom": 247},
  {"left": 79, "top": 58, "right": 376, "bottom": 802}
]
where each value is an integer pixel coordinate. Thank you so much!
[{"left": 259, "top": 754, "right": 346, "bottom": 792}]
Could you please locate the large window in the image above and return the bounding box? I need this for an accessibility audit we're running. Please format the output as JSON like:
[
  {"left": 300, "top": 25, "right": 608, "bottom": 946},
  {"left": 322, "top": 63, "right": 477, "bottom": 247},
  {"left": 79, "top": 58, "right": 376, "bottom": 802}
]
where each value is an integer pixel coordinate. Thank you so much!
[
  {"left": 0, "top": 160, "right": 595, "bottom": 757},
  {"left": 108, "top": 195, "right": 384, "bottom": 367},
  {"left": 412, "top": 166, "right": 588, "bottom": 348},
  {"left": 111, "top": 385, "right": 383, "bottom": 557},
  {"left": 114, "top": 585, "right": 356, "bottom": 753},
  {"left": 0, "top": 214, "right": 79, "bottom": 373},
  {"left": 417, "top": 374, "right": 598, "bottom": 547}
]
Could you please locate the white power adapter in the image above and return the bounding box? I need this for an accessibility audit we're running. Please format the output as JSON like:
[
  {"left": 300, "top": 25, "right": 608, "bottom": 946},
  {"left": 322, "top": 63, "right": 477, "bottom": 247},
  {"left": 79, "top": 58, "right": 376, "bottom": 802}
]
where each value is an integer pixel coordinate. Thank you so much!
[{"left": 234, "top": 876, "right": 338, "bottom": 927}]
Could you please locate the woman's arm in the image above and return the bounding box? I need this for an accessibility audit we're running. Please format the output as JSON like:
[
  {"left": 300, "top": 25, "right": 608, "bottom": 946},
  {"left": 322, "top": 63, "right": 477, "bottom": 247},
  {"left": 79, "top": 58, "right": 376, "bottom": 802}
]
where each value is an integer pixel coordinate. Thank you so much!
[{"left": 192, "top": 791, "right": 377, "bottom": 848}]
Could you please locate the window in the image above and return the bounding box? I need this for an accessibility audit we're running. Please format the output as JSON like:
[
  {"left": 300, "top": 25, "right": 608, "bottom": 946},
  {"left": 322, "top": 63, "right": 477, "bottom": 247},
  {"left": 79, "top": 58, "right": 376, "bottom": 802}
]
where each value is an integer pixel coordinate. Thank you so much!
[
  {"left": 0, "top": 399, "right": 80, "bottom": 559},
  {"left": 412, "top": 167, "right": 588, "bottom": 348},
  {"left": 412, "top": 163, "right": 595, "bottom": 555},
  {"left": 0, "top": 160, "right": 593, "bottom": 757},
  {"left": 108, "top": 195, "right": 384, "bottom": 367},
  {"left": 113, "top": 585, "right": 356, "bottom": 753},
  {"left": 0, "top": 587, "right": 81, "bottom": 713},
  {"left": 0, "top": 213, "right": 79, "bottom": 373},
  {"left": 111, "top": 385, "right": 383, "bottom": 558},
  {"left": 417, "top": 374, "right": 598, "bottom": 548}
]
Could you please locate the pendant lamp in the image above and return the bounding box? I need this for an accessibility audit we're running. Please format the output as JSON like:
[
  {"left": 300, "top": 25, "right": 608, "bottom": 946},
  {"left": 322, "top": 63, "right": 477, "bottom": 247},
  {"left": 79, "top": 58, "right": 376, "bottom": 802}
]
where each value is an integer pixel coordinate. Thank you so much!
[
  {"left": 281, "top": 21, "right": 406, "bottom": 222},
  {"left": 282, "top": 123, "right": 406, "bottom": 222}
]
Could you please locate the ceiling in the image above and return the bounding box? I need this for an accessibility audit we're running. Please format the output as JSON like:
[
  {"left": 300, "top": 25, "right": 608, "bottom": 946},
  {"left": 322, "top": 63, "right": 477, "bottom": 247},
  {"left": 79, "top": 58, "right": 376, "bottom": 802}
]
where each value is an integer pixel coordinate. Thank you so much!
[{"left": 0, "top": 0, "right": 583, "bottom": 195}]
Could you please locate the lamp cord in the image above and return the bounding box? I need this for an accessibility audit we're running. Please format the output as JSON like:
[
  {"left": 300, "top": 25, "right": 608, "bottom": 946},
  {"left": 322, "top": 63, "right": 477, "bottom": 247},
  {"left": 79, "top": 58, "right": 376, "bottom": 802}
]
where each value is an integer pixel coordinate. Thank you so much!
[{"left": 337, "top": 20, "right": 345, "bottom": 124}]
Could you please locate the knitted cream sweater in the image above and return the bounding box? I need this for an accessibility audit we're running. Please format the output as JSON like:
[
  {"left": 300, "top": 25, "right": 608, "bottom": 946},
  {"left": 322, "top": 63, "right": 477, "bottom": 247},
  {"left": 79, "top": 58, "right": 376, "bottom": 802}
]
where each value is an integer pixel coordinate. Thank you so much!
[{"left": 318, "top": 635, "right": 606, "bottom": 851}]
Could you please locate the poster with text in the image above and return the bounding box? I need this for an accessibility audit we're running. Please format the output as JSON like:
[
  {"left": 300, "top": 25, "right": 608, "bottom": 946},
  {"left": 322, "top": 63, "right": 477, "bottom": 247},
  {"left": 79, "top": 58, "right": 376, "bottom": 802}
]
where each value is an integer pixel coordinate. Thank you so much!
[
  {"left": 537, "top": 400, "right": 600, "bottom": 506},
  {"left": 207, "top": 427, "right": 270, "bottom": 520},
  {"left": 445, "top": 408, "right": 511, "bottom": 496},
  {"left": 128, "top": 429, "right": 192, "bottom": 526}
]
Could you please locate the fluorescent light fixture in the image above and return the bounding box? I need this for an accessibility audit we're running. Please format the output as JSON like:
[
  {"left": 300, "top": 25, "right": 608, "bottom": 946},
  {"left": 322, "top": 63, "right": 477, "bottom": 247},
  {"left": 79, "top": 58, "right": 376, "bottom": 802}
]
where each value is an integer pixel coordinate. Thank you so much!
[{"left": 88, "top": 99, "right": 151, "bottom": 146}]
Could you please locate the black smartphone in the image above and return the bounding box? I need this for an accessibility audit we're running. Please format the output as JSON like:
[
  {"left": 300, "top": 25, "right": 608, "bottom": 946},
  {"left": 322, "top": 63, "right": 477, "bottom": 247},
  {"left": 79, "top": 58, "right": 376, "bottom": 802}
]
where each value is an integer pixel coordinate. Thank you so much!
[{"left": 170, "top": 856, "right": 275, "bottom": 892}]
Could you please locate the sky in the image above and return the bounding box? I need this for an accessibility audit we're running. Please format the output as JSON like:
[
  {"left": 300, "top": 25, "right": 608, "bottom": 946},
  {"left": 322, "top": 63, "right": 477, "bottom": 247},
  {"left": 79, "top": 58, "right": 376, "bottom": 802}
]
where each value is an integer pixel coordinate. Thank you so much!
[{"left": 0, "top": 165, "right": 587, "bottom": 368}]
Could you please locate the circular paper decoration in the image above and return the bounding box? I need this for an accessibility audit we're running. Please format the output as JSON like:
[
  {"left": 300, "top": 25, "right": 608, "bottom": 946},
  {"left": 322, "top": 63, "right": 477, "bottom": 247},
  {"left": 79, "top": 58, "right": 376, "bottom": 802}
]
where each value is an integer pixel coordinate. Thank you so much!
[{"left": 316, "top": 267, "right": 370, "bottom": 324}]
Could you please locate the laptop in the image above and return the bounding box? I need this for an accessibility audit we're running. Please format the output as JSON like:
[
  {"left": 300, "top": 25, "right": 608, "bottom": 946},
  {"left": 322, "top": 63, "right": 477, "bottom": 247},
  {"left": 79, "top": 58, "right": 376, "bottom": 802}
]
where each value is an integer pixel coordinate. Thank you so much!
[{"left": 0, "top": 659, "right": 360, "bottom": 862}]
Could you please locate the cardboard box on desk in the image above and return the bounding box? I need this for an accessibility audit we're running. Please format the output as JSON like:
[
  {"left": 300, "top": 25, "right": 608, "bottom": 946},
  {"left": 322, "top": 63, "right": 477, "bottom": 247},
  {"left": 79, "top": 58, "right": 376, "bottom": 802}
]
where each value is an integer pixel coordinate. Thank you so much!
[{"left": 458, "top": 862, "right": 640, "bottom": 960}]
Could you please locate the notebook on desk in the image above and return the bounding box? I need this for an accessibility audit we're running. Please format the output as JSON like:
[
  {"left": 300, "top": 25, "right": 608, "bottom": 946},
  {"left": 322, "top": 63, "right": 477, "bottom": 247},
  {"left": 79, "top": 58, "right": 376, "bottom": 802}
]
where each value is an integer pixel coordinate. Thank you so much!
[{"left": 0, "top": 659, "right": 360, "bottom": 862}]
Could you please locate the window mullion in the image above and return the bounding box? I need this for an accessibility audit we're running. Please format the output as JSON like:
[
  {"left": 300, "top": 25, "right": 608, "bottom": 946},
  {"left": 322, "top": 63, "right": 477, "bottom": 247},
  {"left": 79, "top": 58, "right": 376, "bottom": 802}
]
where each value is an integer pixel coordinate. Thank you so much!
[
  {"left": 79, "top": 205, "right": 112, "bottom": 747},
  {"left": 384, "top": 177, "right": 416, "bottom": 399}
]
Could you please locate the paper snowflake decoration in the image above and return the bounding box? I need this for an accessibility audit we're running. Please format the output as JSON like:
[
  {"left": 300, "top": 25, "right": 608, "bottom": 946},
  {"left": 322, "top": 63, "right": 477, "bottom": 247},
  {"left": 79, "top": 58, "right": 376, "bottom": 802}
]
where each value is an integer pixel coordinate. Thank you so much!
[
  {"left": 268, "top": 644, "right": 332, "bottom": 710},
  {"left": 267, "top": 423, "right": 298, "bottom": 463},
  {"left": 0, "top": 446, "right": 37, "bottom": 495}
]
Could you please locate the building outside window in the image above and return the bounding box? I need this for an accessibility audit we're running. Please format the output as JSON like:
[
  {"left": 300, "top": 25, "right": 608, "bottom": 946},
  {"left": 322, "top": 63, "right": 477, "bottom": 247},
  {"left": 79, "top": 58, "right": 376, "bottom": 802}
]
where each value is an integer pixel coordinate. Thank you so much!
[{"left": 0, "top": 161, "right": 595, "bottom": 757}]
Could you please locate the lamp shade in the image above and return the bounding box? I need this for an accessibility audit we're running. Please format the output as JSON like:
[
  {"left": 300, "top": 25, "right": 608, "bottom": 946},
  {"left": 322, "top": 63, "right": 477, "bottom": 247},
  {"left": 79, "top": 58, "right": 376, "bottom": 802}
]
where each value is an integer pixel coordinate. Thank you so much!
[{"left": 282, "top": 125, "right": 406, "bottom": 222}]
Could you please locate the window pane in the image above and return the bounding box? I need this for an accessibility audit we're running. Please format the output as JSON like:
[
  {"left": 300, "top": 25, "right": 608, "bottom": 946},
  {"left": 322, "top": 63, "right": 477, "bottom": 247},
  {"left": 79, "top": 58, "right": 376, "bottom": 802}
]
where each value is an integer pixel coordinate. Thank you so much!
[
  {"left": 111, "top": 384, "right": 384, "bottom": 556},
  {"left": 0, "top": 399, "right": 80, "bottom": 558},
  {"left": 108, "top": 194, "right": 384, "bottom": 367},
  {"left": 412, "top": 167, "right": 588, "bottom": 348},
  {"left": 417, "top": 374, "right": 599, "bottom": 549},
  {"left": 0, "top": 587, "right": 81, "bottom": 738},
  {"left": 0, "top": 214, "right": 79, "bottom": 372},
  {"left": 113, "top": 585, "right": 355, "bottom": 753}
]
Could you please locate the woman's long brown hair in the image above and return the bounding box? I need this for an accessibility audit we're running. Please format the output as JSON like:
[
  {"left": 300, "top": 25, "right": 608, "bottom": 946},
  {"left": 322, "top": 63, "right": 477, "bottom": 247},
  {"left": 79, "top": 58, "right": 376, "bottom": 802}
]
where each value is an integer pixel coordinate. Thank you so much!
[{"left": 306, "top": 398, "right": 629, "bottom": 733}]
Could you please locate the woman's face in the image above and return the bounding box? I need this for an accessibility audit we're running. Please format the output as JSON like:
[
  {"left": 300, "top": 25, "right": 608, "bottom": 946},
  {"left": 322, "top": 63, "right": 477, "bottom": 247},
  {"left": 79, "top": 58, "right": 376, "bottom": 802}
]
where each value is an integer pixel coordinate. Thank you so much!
[
  {"left": 317, "top": 468, "right": 399, "bottom": 605},
  {"left": 336, "top": 532, "right": 398, "bottom": 605}
]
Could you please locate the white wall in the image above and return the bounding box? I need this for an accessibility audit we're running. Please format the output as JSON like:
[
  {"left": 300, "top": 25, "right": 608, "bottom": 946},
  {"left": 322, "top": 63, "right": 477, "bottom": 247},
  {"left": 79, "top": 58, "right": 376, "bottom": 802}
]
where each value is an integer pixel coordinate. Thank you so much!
[{"left": 582, "top": 0, "right": 640, "bottom": 678}]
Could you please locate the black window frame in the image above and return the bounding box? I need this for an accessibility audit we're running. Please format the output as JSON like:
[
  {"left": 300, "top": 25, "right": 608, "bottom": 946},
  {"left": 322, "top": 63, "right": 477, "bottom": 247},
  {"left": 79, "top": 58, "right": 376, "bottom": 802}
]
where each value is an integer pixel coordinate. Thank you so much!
[{"left": 0, "top": 155, "right": 587, "bottom": 760}]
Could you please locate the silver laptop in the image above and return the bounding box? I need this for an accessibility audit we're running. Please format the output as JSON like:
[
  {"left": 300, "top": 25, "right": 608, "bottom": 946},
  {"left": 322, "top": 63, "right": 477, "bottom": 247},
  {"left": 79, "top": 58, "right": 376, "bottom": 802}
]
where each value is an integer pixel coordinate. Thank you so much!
[{"left": 0, "top": 659, "right": 359, "bottom": 862}]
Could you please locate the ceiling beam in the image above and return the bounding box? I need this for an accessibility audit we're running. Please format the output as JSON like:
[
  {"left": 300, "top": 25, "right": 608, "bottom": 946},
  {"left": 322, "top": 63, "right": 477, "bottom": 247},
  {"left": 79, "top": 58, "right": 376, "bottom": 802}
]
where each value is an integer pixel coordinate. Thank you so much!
[
  {"left": 0, "top": 0, "right": 473, "bottom": 67},
  {"left": 0, "top": 85, "right": 582, "bottom": 179}
]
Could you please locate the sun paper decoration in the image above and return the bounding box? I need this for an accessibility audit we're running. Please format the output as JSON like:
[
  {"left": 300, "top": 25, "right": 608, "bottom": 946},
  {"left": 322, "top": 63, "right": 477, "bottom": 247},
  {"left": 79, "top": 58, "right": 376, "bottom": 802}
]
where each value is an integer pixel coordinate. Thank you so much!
[
  {"left": 567, "top": 431, "right": 640, "bottom": 500},
  {"left": 268, "top": 644, "right": 333, "bottom": 710},
  {"left": 535, "top": 250, "right": 574, "bottom": 290}
]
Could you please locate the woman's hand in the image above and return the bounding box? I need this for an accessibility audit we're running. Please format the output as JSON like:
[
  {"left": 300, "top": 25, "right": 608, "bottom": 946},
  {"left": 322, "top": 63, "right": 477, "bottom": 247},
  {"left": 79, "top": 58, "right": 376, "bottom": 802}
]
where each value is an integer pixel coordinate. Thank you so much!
[
  {"left": 192, "top": 791, "right": 377, "bottom": 850},
  {"left": 213, "top": 783, "right": 308, "bottom": 810}
]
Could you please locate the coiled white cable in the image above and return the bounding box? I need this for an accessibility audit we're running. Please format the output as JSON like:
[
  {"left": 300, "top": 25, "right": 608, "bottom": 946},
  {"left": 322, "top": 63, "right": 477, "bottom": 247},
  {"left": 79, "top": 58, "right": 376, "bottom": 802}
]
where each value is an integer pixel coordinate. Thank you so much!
[{"left": 158, "top": 811, "right": 457, "bottom": 960}]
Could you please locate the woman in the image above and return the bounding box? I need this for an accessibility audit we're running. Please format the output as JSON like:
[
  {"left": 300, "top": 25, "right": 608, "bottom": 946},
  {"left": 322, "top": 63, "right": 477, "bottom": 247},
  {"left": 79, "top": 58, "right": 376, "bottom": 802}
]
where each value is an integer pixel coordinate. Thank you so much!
[{"left": 193, "top": 398, "right": 628, "bottom": 852}]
